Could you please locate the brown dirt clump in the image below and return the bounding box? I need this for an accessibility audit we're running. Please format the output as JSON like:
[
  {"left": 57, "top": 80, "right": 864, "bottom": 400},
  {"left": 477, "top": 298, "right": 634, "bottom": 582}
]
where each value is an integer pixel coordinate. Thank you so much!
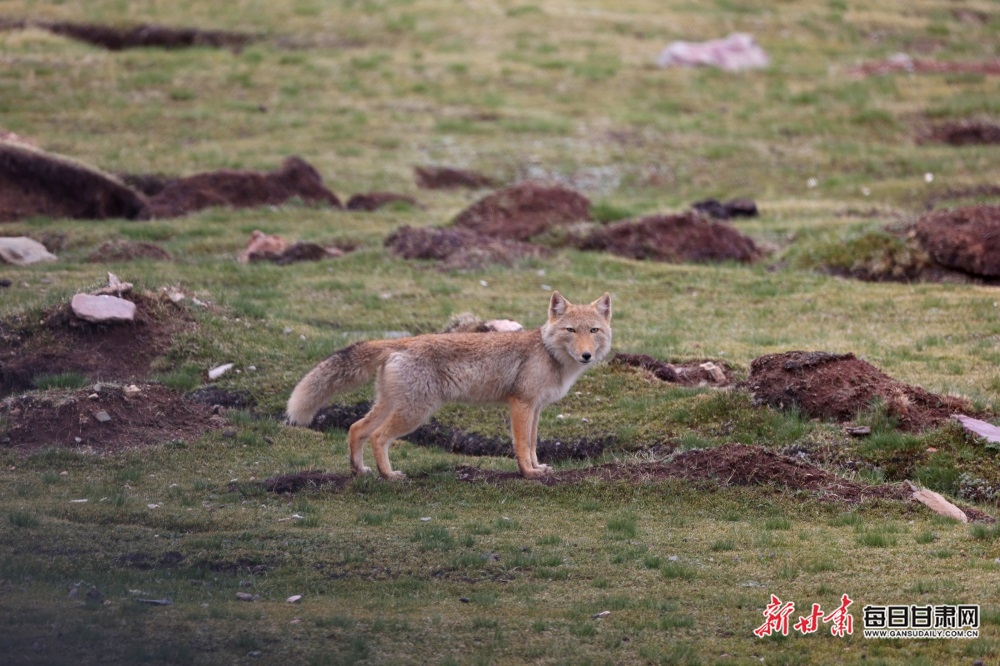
[
  {"left": 578, "top": 212, "right": 762, "bottom": 264},
  {"left": 0, "top": 383, "right": 223, "bottom": 455},
  {"left": 384, "top": 225, "right": 548, "bottom": 271},
  {"left": 0, "top": 291, "right": 195, "bottom": 395},
  {"left": 414, "top": 165, "right": 496, "bottom": 190},
  {"left": 913, "top": 205, "right": 1000, "bottom": 278},
  {"left": 612, "top": 353, "right": 731, "bottom": 387},
  {"left": 260, "top": 470, "right": 353, "bottom": 494},
  {"left": 452, "top": 181, "right": 591, "bottom": 241},
  {"left": 145, "top": 156, "right": 341, "bottom": 218},
  {"left": 346, "top": 192, "right": 419, "bottom": 211},
  {"left": 923, "top": 119, "right": 1000, "bottom": 146},
  {"left": 744, "top": 351, "right": 971, "bottom": 432},
  {"left": 691, "top": 198, "right": 759, "bottom": 220},
  {"left": 0, "top": 142, "right": 148, "bottom": 222},
  {"left": 1, "top": 19, "right": 257, "bottom": 51},
  {"left": 85, "top": 240, "right": 172, "bottom": 263}
]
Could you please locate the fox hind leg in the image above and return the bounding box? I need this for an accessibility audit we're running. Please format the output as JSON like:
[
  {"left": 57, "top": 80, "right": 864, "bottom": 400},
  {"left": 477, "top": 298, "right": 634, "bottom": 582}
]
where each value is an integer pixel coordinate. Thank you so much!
[
  {"left": 348, "top": 400, "right": 392, "bottom": 475},
  {"left": 368, "top": 406, "right": 434, "bottom": 480}
]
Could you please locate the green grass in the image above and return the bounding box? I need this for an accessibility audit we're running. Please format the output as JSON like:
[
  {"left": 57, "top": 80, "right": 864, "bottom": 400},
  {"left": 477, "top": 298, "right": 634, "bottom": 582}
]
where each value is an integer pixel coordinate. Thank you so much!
[{"left": 1, "top": 0, "right": 999, "bottom": 663}]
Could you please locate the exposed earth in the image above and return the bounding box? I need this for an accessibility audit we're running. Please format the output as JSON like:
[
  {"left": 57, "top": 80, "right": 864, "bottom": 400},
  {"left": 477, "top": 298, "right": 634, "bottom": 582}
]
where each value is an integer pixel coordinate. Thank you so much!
[
  {"left": 384, "top": 224, "right": 548, "bottom": 271},
  {"left": 451, "top": 181, "right": 592, "bottom": 241},
  {"left": 0, "top": 19, "right": 258, "bottom": 51},
  {"left": 744, "top": 351, "right": 972, "bottom": 432}
]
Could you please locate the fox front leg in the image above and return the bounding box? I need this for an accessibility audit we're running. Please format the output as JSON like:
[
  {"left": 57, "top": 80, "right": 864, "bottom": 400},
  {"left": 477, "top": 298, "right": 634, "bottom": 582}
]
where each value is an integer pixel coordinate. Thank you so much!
[{"left": 510, "top": 399, "right": 547, "bottom": 479}]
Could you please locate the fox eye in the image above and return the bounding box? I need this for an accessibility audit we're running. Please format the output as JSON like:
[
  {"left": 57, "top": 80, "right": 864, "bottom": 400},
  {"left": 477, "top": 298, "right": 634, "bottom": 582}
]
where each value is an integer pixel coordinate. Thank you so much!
[
  {"left": 590, "top": 327, "right": 600, "bottom": 333},
  {"left": 565, "top": 327, "right": 576, "bottom": 333}
]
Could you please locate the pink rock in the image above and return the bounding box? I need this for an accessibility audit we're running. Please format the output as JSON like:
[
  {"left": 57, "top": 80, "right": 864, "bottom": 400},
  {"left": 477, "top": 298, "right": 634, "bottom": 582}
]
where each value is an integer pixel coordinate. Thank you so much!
[{"left": 70, "top": 293, "right": 136, "bottom": 323}]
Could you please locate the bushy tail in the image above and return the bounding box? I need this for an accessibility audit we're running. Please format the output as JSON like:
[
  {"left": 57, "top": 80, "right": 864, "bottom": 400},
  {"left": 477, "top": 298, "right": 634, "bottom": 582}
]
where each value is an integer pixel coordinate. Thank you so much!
[{"left": 286, "top": 341, "right": 392, "bottom": 426}]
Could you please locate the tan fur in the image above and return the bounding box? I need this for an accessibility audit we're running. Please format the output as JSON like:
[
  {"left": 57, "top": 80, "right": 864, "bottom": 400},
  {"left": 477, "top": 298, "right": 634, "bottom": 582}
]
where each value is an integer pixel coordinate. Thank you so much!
[{"left": 286, "top": 292, "right": 612, "bottom": 479}]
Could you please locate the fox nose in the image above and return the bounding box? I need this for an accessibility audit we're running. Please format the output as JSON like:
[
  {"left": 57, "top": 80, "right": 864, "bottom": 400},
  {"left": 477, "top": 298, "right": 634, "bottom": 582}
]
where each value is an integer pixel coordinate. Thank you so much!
[{"left": 581, "top": 352, "right": 592, "bottom": 362}]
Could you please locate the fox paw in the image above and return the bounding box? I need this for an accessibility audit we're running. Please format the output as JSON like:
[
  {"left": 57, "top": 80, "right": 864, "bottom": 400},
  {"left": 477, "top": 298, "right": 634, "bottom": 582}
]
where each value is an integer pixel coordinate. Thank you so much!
[
  {"left": 352, "top": 465, "right": 372, "bottom": 476},
  {"left": 520, "top": 467, "right": 547, "bottom": 480},
  {"left": 382, "top": 471, "right": 407, "bottom": 481},
  {"left": 534, "top": 463, "right": 551, "bottom": 473}
]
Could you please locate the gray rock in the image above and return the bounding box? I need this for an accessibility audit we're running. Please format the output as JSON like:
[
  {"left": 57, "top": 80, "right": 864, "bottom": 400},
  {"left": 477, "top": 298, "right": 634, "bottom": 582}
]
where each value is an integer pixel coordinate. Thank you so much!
[
  {"left": 71, "top": 293, "right": 136, "bottom": 323},
  {"left": 0, "top": 237, "right": 57, "bottom": 265}
]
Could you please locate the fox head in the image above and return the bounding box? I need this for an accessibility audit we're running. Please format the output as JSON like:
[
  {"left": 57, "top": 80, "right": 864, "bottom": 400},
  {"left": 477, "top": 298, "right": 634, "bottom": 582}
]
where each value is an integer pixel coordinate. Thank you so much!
[{"left": 542, "top": 291, "right": 613, "bottom": 366}]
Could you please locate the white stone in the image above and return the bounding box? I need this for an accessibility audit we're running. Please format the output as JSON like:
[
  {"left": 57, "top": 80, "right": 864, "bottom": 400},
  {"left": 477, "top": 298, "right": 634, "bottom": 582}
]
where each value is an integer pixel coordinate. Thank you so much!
[
  {"left": 71, "top": 294, "right": 135, "bottom": 323},
  {"left": 0, "top": 237, "right": 57, "bottom": 265},
  {"left": 208, "top": 363, "right": 234, "bottom": 380}
]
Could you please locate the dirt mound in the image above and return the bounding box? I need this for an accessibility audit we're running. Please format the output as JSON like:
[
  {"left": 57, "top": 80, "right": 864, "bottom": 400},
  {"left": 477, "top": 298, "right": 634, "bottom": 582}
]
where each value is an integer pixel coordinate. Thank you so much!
[
  {"left": 924, "top": 119, "right": 1000, "bottom": 146},
  {"left": 414, "top": 165, "right": 495, "bottom": 190},
  {"left": 913, "top": 205, "right": 1000, "bottom": 278},
  {"left": 346, "top": 192, "right": 418, "bottom": 211},
  {"left": 0, "top": 292, "right": 194, "bottom": 395},
  {"left": 744, "top": 351, "right": 970, "bottom": 432},
  {"left": 1, "top": 19, "right": 257, "bottom": 51},
  {"left": 85, "top": 240, "right": 172, "bottom": 263},
  {"left": 613, "top": 353, "right": 731, "bottom": 386},
  {"left": 145, "top": 156, "right": 341, "bottom": 218},
  {"left": 452, "top": 181, "right": 591, "bottom": 241},
  {"left": 0, "top": 142, "right": 148, "bottom": 222},
  {"left": 578, "top": 212, "right": 762, "bottom": 264},
  {"left": 0, "top": 383, "right": 223, "bottom": 455},
  {"left": 384, "top": 225, "right": 548, "bottom": 271},
  {"left": 185, "top": 387, "right": 254, "bottom": 410},
  {"left": 311, "top": 401, "right": 610, "bottom": 462},
  {"left": 691, "top": 198, "right": 759, "bottom": 220},
  {"left": 260, "top": 470, "right": 352, "bottom": 494}
]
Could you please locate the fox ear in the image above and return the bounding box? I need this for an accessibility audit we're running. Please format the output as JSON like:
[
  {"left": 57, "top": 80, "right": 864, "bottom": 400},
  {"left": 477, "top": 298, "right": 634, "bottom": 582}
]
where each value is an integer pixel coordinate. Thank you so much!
[
  {"left": 592, "top": 293, "right": 612, "bottom": 322},
  {"left": 549, "top": 291, "right": 569, "bottom": 320}
]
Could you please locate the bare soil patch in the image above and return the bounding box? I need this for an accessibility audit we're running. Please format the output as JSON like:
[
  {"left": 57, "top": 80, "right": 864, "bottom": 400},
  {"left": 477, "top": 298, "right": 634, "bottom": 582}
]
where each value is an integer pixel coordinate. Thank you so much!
[
  {"left": 0, "top": 383, "right": 223, "bottom": 455},
  {"left": 452, "top": 181, "right": 591, "bottom": 241},
  {"left": 914, "top": 204, "right": 1000, "bottom": 278},
  {"left": 691, "top": 198, "right": 759, "bottom": 220},
  {"left": 578, "top": 212, "right": 762, "bottom": 264},
  {"left": 743, "top": 351, "right": 971, "bottom": 432},
  {"left": 923, "top": 119, "right": 1000, "bottom": 146},
  {"left": 0, "top": 292, "right": 194, "bottom": 395},
  {"left": 310, "top": 401, "right": 610, "bottom": 462},
  {"left": 85, "top": 240, "right": 172, "bottom": 263},
  {"left": 0, "top": 142, "right": 147, "bottom": 222},
  {"left": 384, "top": 225, "right": 548, "bottom": 271},
  {"left": 346, "top": 192, "right": 418, "bottom": 212},
  {"left": 144, "top": 156, "right": 341, "bottom": 219},
  {"left": 1, "top": 19, "right": 257, "bottom": 51},
  {"left": 849, "top": 56, "right": 1000, "bottom": 77},
  {"left": 414, "top": 165, "right": 496, "bottom": 190},
  {"left": 612, "top": 353, "right": 732, "bottom": 387}
]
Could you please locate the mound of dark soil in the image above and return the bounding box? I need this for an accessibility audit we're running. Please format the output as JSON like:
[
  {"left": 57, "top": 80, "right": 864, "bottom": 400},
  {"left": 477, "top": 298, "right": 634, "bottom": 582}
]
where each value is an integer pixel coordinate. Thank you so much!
[
  {"left": 0, "top": 292, "right": 194, "bottom": 395},
  {"left": 185, "top": 387, "right": 254, "bottom": 410},
  {"left": 1, "top": 19, "right": 257, "bottom": 51},
  {"left": 914, "top": 205, "right": 1000, "bottom": 278},
  {"left": 346, "top": 192, "right": 418, "bottom": 211},
  {"left": 384, "top": 224, "right": 548, "bottom": 271},
  {"left": 0, "top": 383, "right": 223, "bottom": 454},
  {"left": 145, "top": 156, "right": 341, "bottom": 218},
  {"left": 260, "top": 470, "right": 352, "bottom": 494},
  {"left": 578, "top": 212, "right": 762, "bottom": 264},
  {"left": 691, "top": 198, "right": 758, "bottom": 220},
  {"left": 311, "top": 401, "right": 610, "bottom": 463},
  {"left": 452, "top": 181, "right": 591, "bottom": 241},
  {"left": 0, "top": 142, "right": 148, "bottom": 222},
  {"left": 924, "top": 119, "right": 1000, "bottom": 146},
  {"left": 613, "top": 353, "right": 731, "bottom": 386},
  {"left": 744, "top": 351, "right": 971, "bottom": 432},
  {"left": 85, "top": 240, "right": 172, "bottom": 263},
  {"left": 414, "top": 165, "right": 495, "bottom": 190}
]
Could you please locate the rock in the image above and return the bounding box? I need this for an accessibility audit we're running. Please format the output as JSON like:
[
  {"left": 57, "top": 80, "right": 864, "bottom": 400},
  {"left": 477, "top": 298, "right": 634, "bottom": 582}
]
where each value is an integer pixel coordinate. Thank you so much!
[
  {"left": 124, "top": 385, "right": 142, "bottom": 398},
  {"left": 94, "top": 411, "right": 112, "bottom": 423},
  {"left": 593, "top": 611, "right": 611, "bottom": 619},
  {"left": 953, "top": 414, "right": 1000, "bottom": 444},
  {"left": 907, "top": 481, "right": 968, "bottom": 523},
  {"left": 846, "top": 426, "right": 872, "bottom": 437},
  {"left": 238, "top": 230, "right": 289, "bottom": 264},
  {"left": 208, "top": 363, "right": 234, "bottom": 380},
  {"left": 0, "top": 237, "right": 57, "bottom": 265},
  {"left": 136, "top": 598, "right": 173, "bottom": 605},
  {"left": 70, "top": 293, "right": 136, "bottom": 323},
  {"left": 93, "top": 272, "right": 133, "bottom": 296},
  {"left": 286, "top": 595, "right": 303, "bottom": 604},
  {"left": 85, "top": 586, "right": 103, "bottom": 603},
  {"left": 657, "top": 33, "right": 769, "bottom": 71},
  {"left": 236, "top": 592, "right": 258, "bottom": 602}
]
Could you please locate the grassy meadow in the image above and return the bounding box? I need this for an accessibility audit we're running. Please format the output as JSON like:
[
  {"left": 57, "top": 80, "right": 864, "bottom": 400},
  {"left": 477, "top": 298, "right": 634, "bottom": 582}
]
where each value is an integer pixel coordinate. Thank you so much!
[{"left": 2, "top": 0, "right": 1000, "bottom": 663}]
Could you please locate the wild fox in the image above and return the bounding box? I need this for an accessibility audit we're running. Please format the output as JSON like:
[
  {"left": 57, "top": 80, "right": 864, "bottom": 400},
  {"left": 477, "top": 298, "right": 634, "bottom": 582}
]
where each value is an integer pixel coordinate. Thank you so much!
[{"left": 286, "top": 291, "right": 612, "bottom": 479}]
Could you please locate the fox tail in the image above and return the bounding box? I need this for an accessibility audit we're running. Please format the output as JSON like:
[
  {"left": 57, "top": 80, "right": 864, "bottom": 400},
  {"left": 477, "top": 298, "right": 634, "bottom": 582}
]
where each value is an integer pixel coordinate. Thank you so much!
[{"left": 286, "top": 341, "right": 391, "bottom": 426}]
